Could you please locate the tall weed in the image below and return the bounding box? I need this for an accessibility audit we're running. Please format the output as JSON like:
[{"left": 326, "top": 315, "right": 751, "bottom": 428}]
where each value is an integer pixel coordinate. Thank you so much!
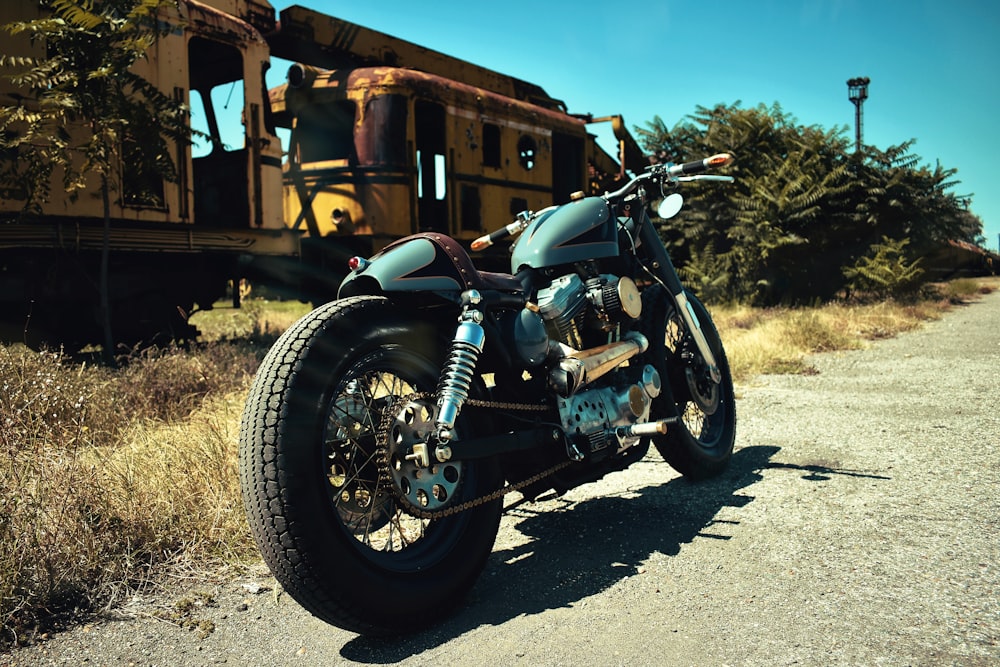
[{"left": 0, "top": 341, "right": 260, "bottom": 645}]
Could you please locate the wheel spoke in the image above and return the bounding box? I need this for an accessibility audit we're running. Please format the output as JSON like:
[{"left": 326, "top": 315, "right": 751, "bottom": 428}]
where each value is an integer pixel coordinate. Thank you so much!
[{"left": 321, "top": 362, "right": 443, "bottom": 555}]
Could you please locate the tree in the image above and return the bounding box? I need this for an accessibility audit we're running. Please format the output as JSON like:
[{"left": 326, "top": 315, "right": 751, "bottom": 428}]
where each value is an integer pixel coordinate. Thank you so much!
[
  {"left": 0, "top": 0, "right": 192, "bottom": 364},
  {"left": 636, "top": 102, "right": 983, "bottom": 305}
]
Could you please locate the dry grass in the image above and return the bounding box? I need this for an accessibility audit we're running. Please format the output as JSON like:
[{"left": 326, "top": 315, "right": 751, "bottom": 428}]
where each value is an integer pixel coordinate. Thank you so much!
[
  {"left": 0, "top": 341, "right": 269, "bottom": 645},
  {"left": 715, "top": 279, "right": 993, "bottom": 383},
  {"left": 190, "top": 299, "right": 312, "bottom": 343},
  {"left": 0, "top": 281, "right": 994, "bottom": 645},
  {"left": 0, "top": 297, "right": 315, "bottom": 645}
]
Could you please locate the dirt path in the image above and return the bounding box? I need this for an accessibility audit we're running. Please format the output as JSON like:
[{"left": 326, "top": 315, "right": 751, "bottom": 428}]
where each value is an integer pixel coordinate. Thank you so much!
[{"left": 6, "top": 291, "right": 1000, "bottom": 666}]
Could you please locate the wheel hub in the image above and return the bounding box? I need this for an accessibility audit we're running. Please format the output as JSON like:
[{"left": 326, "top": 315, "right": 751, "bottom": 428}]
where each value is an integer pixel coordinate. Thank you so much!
[
  {"left": 685, "top": 362, "right": 720, "bottom": 415},
  {"left": 325, "top": 393, "right": 394, "bottom": 533}
]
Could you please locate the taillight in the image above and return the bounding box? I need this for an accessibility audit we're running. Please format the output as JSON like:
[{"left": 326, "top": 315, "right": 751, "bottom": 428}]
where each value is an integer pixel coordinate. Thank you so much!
[{"left": 348, "top": 256, "right": 370, "bottom": 272}]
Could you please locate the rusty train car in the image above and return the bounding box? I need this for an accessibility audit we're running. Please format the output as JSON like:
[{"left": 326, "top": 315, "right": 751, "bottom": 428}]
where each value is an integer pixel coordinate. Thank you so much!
[{"left": 0, "top": 1, "right": 641, "bottom": 349}]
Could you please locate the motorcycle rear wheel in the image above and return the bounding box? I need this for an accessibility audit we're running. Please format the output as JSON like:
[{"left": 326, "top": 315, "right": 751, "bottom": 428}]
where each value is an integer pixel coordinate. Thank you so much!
[
  {"left": 641, "top": 286, "right": 736, "bottom": 478},
  {"left": 239, "top": 296, "right": 503, "bottom": 635}
]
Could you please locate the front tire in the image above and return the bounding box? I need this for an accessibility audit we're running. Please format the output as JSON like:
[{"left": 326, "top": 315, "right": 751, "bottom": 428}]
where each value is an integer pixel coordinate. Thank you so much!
[
  {"left": 640, "top": 286, "right": 736, "bottom": 478},
  {"left": 239, "top": 296, "right": 503, "bottom": 635}
]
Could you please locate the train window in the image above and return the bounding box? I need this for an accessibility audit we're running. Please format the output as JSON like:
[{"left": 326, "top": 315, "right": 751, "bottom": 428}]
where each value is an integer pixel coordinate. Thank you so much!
[
  {"left": 189, "top": 85, "right": 245, "bottom": 157},
  {"left": 188, "top": 38, "right": 245, "bottom": 157},
  {"left": 517, "top": 135, "right": 537, "bottom": 170},
  {"left": 482, "top": 123, "right": 501, "bottom": 168},
  {"left": 417, "top": 153, "right": 446, "bottom": 200},
  {"left": 295, "top": 100, "right": 356, "bottom": 163},
  {"left": 415, "top": 101, "right": 447, "bottom": 232},
  {"left": 461, "top": 185, "right": 481, "bottom": 231},
  {"left": 188, "top": 37, "right": 250, "bottom": 228}
]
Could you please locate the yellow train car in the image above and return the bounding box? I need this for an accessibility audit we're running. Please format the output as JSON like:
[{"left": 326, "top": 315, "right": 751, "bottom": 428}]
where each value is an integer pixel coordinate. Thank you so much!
[
  {"left": 0, "top": 0, "right": 293, "bottom": 346},
  {"left": 274, "top": 64, "right": 604, "bottom": 252},
  {"left": 266, "top": 5, "right": 644, "bottom": 272}
]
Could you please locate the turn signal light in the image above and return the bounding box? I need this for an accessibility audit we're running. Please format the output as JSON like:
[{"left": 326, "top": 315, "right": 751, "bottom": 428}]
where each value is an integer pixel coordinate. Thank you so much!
[{"left": 707, "top": 153, "right": 733, "bottom": 167}]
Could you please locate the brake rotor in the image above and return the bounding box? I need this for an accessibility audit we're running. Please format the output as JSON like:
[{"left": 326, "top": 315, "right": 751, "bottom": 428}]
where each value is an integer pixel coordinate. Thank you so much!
[{"left": 685, "top": 363, "right": 720, "bottom": 415}]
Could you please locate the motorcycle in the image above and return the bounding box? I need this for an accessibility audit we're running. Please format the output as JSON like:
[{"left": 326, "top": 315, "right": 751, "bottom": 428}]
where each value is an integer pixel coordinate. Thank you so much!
[{"left": 238, "top": 153, "right": 737, "bottom": 635}]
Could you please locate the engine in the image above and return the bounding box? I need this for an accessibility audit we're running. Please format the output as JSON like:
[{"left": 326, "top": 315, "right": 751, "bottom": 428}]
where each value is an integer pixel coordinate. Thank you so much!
[
  {"left": 535, "top": 273, "right": 643, "bottom": 349},
  {"left": 529, "top": 272, "right": 659, "bottom": 457}
]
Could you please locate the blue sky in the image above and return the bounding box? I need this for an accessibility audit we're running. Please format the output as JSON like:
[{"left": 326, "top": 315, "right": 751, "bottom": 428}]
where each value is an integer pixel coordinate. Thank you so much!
[{"left": 267, "top": 1, "right": 1000, "bottom": 250}]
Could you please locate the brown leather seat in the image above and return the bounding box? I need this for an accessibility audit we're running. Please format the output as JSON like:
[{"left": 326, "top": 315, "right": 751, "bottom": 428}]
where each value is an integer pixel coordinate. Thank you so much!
[{"left": 386, "top": 232, "right": 524, "bottom": 293}]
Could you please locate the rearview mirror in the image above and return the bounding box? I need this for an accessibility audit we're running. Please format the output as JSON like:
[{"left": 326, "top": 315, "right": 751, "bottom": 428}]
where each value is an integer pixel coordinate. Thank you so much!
[{"left": 656, "top": 193, "right": 684, "bottom": 220}]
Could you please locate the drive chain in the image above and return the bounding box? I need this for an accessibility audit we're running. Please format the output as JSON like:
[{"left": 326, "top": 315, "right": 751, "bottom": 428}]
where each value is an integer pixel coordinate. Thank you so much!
[{"left": 376, "top": 393, "right": 572, "bottom": 519}]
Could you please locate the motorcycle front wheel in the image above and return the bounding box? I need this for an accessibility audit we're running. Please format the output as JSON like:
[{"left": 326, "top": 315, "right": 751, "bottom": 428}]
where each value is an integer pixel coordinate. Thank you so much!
[
  {"left": 640, "top": 285, "right": 736, "bottom": 479},
  {"left": 239, "top": 296, "right": 503, "bottom": 635}
]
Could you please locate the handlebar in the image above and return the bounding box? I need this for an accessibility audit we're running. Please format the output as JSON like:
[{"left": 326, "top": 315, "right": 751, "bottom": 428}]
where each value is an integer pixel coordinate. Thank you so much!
[
  {"left": 602, "top": 152, "right": 734, "bottom": 201},
  {"left": 671, "top": 153, "right": 734, "bottom": 176},
  {"left": 470, "top": 153, "right": 733, "bottom": 251}
]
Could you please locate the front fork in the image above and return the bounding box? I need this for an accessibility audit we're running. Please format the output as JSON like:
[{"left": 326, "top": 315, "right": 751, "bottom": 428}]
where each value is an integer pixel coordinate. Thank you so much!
[{"left": 636, "top": 213, "right": 721, "bottom": 384}]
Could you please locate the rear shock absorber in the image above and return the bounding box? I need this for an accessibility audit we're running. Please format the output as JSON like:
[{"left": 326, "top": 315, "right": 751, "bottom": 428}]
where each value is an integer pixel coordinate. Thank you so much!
[{"left": 435, "top": 290, "right": 486, "bottom": 443}]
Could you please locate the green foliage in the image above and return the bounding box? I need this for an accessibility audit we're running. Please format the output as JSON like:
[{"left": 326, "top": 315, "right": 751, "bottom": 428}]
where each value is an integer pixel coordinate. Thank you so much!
[
  {"left": 0, "top": 0, "right": 191, "bottom": 213},
  {"left": 637, "top": 102, "right": 984, "bottom": 305},
  {"left": 843, "top": 236, "right": 924, "bottom": 300}
]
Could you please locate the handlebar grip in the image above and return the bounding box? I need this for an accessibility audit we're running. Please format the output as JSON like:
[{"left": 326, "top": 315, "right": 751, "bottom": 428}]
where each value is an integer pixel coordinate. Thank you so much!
[
  {"left": 672, "top": 153, "right": 733, "bottom": 176},
  {"left": 471, "top": 225, "right": 514, "bottom": 252}
]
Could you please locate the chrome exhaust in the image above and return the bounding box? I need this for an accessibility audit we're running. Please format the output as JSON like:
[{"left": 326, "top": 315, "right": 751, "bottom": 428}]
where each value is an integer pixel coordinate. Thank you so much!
[{"left": 548, "top": 332, "right": 648, "bottom": 397}]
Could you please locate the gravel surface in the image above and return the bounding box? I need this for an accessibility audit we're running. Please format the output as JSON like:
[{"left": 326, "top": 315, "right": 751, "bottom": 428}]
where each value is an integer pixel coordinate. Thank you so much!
[{"left": 5, "top": 290, "right": 999, "bottom": 666}]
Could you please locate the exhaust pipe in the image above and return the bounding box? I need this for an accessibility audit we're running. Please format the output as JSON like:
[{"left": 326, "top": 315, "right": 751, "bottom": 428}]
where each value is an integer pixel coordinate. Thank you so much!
[{"left": 548, "top": 332, "right": 648, "bottom": 397}]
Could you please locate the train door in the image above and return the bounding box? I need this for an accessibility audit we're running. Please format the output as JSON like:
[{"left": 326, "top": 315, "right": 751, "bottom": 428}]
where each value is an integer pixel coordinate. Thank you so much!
[
  {"left": 415, "top": 100, "right": 448, "bottom": 233},
  {"left": 188, "top": 37, "right": 250, "bottom": 228}
]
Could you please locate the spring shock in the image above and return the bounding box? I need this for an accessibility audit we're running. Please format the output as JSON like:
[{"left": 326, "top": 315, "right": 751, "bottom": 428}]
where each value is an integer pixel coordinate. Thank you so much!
[{"left": 435, "top": 291, "right": 486, "bottom": 443}]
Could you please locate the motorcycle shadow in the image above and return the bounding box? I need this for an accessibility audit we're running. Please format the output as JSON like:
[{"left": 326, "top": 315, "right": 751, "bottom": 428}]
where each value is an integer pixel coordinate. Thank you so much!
[{"left": 341, "top": 444, "right": 804, "bottom": 661}]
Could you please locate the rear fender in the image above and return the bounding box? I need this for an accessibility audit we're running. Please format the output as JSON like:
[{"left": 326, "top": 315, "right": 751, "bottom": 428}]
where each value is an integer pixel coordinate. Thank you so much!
[{"left": 338, "top": 233, "right": 474, "bottom": 300}]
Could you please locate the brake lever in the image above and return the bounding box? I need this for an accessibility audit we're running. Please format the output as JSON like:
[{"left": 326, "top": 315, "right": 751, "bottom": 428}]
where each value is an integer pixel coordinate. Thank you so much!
[{"left": 675, "top": 175, "right": 735, "bottom": 183}]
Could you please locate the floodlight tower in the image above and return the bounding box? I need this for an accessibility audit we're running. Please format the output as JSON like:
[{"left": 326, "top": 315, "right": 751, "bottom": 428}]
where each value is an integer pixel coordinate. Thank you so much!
[{"left": 847, "top": 77, "right": 871, "bottom": 153}]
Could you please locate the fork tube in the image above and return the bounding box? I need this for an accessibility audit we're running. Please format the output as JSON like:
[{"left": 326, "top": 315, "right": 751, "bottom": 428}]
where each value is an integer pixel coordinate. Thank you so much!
[{"left": 637, "top": 214, "right": 721, "bottom": 383}]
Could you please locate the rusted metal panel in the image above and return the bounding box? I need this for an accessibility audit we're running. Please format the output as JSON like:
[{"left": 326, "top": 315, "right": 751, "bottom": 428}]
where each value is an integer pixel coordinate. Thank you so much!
[
  {"left": 181, "top": 0, "right": 266, "bottom": 46},
  {"left": 289, "top": 66, "right": 587, "bottom": 135},
  {"left": 268, "top": 5, "right": 566, "bottom": 111},
  {"left": 197, "top": 0, "right": 276, "bottom": 35}
]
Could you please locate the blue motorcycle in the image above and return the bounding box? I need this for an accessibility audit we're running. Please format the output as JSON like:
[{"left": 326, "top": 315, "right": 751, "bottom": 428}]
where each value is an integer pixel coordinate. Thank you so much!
[{"left": 239, "top": 154, "right": 737, "bottom": 635}]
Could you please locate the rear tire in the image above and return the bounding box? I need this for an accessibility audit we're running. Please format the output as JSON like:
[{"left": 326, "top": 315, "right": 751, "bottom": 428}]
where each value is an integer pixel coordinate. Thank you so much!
[
  {"left": 641, "top": 286, "right": 736, "bottom": 478},
  {"left": 239, "top": 296, "right": 503, "bottom": 635}
]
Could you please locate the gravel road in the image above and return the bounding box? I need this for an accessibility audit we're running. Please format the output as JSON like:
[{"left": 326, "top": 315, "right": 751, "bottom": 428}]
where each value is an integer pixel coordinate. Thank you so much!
[{"left": 6, "top": 290, "right": 1000, "bottom": 666}]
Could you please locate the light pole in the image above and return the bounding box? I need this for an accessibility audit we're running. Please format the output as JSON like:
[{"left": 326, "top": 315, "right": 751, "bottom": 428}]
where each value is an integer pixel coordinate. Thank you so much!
[{"left": 847, "top": 77, "right": 870, "bottom": 153}]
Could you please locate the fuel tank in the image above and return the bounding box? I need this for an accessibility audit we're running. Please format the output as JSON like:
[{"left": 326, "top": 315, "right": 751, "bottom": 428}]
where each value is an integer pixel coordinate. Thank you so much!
[{"left": 510, "top": 197, "right": 618, "bottom": 272}]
